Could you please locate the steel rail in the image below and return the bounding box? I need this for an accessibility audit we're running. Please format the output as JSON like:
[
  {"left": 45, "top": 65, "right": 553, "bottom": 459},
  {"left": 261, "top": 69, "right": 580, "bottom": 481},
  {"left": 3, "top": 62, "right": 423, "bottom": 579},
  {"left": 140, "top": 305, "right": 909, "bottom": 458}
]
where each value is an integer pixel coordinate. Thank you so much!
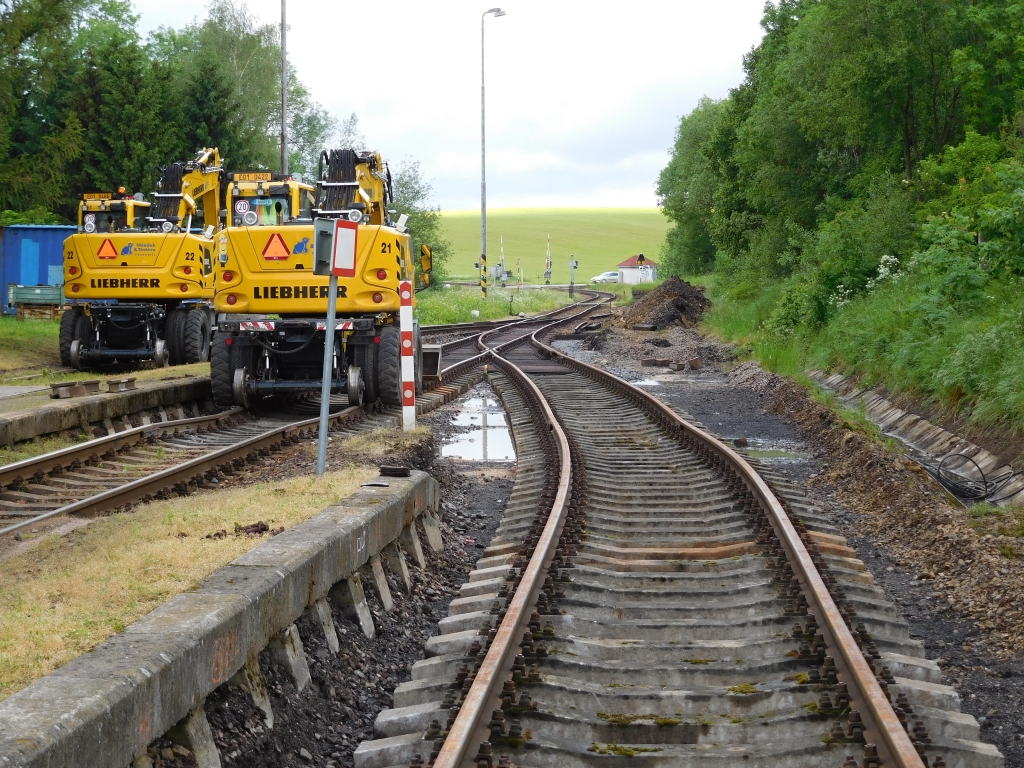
[
  {"left": 427, "top": 290, "right": 609, "bottom": 355},
  {"left": 474, "top": 292, "right": 614, "bottom": 354},
  {"left": 433, "top": 299, "right": 615, "bottom": 768},
  {"left": 420, "top": 287, "right": 605, "bottom": 336},
  {"left": 0, "top": 404, "right": 364, "bottom": 538},
  {"left": 0, "top": 408, "right": 245, "bottom": 490},
  {"left": 529, "top": 322, "right": 925, "bottom": 768},
  {"left": 430, "top": 351, "right": 572, "bottom": 768}
]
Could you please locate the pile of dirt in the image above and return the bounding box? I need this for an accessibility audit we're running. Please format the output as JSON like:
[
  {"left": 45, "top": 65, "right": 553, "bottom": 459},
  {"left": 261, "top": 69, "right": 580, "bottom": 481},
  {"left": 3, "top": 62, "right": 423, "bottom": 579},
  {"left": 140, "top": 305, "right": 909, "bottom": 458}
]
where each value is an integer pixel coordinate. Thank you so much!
[
  {"left": 728, "top": 360, "right": 787, "bottom": 395},
  {"left": 619, "top": 277, "right": 711, "bottom": 329}
]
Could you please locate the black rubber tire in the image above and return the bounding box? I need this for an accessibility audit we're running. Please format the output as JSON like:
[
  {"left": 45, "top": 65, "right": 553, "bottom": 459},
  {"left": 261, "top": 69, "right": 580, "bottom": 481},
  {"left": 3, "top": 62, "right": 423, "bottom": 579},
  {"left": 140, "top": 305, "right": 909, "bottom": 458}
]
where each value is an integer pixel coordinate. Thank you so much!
[
  {"left": 377, "top": 325, "right": 403, "bottom": 406},
  {"left": 165, "top": 309, "right": 187, "bottom": 366},
  {"left": 59, "top": 308, "right": 82, "bottom": 367},
  {"left": 354, "top": 339, "right": 378, "bottom": 404},
  {"left": 72, "top": 314, "right": 91, "bottom": 370},
  {"left": 210, "top": 334, "right": 235, "bottom": 407},
  {"left": 184, "top": 309, "right": 211, "bottom": 363}
]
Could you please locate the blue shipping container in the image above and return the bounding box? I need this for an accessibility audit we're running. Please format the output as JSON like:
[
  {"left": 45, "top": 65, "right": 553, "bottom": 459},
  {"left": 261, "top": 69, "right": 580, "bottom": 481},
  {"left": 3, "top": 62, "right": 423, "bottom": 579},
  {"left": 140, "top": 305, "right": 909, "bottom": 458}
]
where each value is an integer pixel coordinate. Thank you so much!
[{"left": 1, "top": 224, "right": 77, "bottom": 314}]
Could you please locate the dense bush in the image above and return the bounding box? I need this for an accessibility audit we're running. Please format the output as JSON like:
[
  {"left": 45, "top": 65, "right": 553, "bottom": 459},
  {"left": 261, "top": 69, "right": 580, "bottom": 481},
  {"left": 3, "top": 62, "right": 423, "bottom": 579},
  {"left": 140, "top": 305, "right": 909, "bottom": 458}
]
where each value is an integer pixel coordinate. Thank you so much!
[{"left": 658, "top": 0, "right": 1024, "bottom": 430}]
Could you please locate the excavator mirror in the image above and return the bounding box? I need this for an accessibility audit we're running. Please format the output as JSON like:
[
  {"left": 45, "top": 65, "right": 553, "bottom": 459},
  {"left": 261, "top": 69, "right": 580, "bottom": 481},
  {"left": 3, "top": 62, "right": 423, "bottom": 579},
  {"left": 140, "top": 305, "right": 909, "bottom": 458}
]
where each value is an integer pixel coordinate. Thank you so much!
[{"left": 420, "top": 244, "right": 432, "bottom": 274}]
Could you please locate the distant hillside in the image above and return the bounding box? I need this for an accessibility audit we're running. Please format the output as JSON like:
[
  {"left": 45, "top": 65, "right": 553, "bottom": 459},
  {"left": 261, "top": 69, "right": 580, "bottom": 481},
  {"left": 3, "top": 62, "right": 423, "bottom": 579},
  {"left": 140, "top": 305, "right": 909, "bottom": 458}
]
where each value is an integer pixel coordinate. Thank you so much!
[{"left": 439, "top": 208, "right": 669, "bottom": 284}]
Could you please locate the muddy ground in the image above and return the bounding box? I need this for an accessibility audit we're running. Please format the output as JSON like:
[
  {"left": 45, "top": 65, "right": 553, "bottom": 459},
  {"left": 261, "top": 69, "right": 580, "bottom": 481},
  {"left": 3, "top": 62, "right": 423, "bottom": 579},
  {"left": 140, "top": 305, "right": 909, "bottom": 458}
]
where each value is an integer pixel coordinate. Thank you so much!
[{"left": 556, "top": 323, "right": 1024, "bottom": 765}]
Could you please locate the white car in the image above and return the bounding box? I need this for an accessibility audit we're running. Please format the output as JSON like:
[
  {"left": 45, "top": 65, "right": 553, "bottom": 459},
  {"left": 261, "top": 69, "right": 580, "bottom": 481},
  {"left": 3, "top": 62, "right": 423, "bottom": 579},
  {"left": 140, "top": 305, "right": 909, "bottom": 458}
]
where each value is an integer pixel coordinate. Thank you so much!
[{"left": 590, "top": 271, "right": 619, "bottom": 283}]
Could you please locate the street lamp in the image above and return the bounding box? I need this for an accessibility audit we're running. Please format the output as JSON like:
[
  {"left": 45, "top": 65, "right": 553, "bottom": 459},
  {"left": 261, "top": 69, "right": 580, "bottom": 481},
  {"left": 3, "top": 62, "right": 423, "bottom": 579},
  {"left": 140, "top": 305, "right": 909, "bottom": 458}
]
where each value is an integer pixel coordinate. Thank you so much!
[
  {"left": 281, "top": 0, "right": 288, "bottom": 175},
  {"left": 481, "top": 6, "right": 505, "bottom": 299}
]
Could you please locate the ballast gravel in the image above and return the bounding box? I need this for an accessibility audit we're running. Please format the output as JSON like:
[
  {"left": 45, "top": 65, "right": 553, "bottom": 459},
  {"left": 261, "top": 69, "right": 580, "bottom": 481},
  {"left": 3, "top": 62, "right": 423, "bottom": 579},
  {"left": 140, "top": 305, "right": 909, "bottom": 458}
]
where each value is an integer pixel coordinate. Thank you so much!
[
  {"left": 555, "top": 320, "right": 1022, "bottom": 766},
  {"left": 198, "top": 386, "right": 514, "bottom": 768}
]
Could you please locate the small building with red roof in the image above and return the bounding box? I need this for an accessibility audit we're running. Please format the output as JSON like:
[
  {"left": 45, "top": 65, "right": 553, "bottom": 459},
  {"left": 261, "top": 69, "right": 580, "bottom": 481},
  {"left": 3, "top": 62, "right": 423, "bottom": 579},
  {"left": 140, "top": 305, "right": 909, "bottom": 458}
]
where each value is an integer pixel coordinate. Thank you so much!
[{"left": 616, "top": 254, "right": 658, "bottom": 285}]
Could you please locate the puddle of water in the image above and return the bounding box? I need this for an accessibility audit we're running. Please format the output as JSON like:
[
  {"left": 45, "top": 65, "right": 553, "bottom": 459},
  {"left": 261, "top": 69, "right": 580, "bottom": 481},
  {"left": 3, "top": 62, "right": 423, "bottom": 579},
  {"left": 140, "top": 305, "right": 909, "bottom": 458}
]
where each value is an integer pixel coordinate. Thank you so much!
[
  {"left": 742, "top": 438, "right": 810, "bottom": 462},
  {"left": 441, "top": 397, "right": 517, "bottom": 462},
  {"left": 633, "top": 379, "right": 661, "bottom": 386}
]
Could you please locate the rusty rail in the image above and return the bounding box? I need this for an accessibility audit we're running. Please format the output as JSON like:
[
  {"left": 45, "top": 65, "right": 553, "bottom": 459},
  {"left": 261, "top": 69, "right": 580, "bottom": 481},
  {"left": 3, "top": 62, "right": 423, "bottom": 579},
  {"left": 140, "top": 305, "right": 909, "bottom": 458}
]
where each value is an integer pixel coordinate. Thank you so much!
[
  {"left": 431, "top": 351, "right": 572, "bottom": 768},
  {"left": 0, "top": 404, "right": 367, "bottom": 538},
  {"left": 0, "top": 407, "right": 244, "bottom": 491},
  {"left": 530, "top": 323, "right": 925, "bottom": 768},
  {"left": 429, "top": 295, "right": 925, "bottom": 768}
]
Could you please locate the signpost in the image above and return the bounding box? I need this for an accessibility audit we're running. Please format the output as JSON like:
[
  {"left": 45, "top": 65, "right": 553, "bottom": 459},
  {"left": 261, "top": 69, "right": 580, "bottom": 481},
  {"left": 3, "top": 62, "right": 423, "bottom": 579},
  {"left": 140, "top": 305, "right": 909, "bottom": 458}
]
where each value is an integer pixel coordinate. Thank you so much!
[
  {"left": 312, "top": 218, "right": 358, "bottom": 476},
  {"left": 544, "top": 234, "right": 552, "bottom": 284},
  {"left": 569, "top": 257, "right": 578, "bottom": 299}
]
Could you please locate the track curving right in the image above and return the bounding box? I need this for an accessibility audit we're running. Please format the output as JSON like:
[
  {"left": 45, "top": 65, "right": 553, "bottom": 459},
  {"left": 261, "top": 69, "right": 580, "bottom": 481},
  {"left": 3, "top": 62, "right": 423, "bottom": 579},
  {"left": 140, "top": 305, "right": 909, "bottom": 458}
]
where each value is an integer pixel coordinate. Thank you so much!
[{"left": 355, "top": 311, "right": 1000, "bottom": 768}]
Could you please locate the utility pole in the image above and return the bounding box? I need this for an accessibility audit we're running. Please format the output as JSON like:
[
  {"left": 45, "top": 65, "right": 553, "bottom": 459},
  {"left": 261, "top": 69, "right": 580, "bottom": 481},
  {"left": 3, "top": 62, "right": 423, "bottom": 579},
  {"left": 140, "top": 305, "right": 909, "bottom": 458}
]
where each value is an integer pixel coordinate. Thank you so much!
[
  {"left": 544, "top": 234, "right": 552, "bottom": 284},
  {"left": 481, "top": 7, "right": 505, "bottom": 299},
  {"left": 280, "top": 0, "right": 288, "bottom": 175},
  {"left": 499, "top": 234, "right": 506, "bottom": 288}
]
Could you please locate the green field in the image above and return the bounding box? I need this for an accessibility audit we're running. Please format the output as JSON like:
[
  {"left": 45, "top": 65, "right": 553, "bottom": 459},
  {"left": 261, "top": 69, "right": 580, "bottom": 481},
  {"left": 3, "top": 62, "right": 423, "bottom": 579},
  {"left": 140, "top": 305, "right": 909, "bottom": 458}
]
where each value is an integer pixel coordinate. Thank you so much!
[{"left": 440, "top": 208, "right": 670, "bottom": 284}]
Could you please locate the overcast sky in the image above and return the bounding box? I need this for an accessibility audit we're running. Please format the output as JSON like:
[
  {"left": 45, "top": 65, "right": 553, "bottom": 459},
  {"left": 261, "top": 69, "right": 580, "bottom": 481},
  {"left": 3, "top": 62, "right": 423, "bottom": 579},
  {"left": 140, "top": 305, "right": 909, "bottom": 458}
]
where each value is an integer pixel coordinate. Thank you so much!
[{"left": 132, "top": 0, "right": 766, "bottom": 211}]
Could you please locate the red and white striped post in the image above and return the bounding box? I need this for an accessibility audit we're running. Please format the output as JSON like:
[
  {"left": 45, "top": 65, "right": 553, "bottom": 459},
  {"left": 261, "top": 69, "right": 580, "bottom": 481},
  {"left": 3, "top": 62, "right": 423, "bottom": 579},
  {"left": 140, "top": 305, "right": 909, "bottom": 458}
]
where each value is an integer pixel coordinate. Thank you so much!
[{"left": 399, "top": 280, "right": 416, "bottom": 431}]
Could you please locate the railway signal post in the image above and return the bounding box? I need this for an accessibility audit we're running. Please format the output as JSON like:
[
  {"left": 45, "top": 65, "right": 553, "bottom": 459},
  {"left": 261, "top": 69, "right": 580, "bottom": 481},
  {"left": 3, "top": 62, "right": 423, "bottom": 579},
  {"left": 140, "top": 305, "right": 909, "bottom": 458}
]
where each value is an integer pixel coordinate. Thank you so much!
[{"left": 313, "top": 217, "right": 358, "bottom": 475}]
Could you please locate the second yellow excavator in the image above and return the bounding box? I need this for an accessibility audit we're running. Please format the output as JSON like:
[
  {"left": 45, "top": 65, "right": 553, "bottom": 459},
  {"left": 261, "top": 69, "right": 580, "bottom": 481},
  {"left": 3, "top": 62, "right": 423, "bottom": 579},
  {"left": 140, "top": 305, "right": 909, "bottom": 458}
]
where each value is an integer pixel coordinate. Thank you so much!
[
  {"left": 61, "top": 148, "right": 222, "bottom": 370},
  {"left": 210, "top": 149, "right": 431, "bottom": 407}
]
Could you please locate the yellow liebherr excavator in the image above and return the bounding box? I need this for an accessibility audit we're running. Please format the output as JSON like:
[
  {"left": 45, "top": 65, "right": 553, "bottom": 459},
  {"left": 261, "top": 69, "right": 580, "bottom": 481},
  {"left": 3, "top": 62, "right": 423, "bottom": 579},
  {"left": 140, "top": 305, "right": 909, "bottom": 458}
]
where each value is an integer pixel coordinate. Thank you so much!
[
  {"left": 211, "top": 148, "right": 432, "bottom": 408},
  {"left": 61, "top": 148, "right": 223, "bottom": 369}
]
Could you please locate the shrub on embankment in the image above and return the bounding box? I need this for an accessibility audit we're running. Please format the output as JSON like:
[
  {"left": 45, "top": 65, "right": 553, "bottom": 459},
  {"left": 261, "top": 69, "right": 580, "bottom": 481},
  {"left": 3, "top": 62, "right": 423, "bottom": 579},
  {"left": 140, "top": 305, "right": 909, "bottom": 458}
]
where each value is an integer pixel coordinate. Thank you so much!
[{"left": 656, "top": 0, "right": 1024, "bottom": 436}]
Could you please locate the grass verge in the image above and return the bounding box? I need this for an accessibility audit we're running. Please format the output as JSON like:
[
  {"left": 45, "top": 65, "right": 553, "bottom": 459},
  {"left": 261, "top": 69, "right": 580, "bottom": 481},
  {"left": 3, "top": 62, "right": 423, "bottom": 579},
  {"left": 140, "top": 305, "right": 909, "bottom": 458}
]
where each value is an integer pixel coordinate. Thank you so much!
[
  {"left": 0, "top": 316, "right": 62, "bottom": 372},
  {"left": 0, "top": 361, "right": 210, "bottom": 389},
  {"left": 415, "top": 285, "right": 572, "bottom": 325},
  {"left": 0, "top": 461, "right": 378, "bottom": 702}
]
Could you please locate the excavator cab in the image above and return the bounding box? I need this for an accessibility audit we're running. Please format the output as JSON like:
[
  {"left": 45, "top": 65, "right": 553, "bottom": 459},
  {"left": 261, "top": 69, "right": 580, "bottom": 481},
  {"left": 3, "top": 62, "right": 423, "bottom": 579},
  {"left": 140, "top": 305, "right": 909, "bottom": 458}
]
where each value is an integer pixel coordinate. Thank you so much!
[
  {"left": 226, "top": 172, "right": 316, "bottom": 227},
  {"left": 78, "top": 192, "right": 151, "bottom": 234}
]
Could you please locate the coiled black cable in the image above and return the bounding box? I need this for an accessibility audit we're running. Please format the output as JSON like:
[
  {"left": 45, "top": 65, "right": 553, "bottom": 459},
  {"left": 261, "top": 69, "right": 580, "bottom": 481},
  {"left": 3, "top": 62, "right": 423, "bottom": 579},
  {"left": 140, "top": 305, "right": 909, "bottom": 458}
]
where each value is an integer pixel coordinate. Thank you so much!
[{"left": 922, "top": 453, "right": 1020, "bottom": 505}]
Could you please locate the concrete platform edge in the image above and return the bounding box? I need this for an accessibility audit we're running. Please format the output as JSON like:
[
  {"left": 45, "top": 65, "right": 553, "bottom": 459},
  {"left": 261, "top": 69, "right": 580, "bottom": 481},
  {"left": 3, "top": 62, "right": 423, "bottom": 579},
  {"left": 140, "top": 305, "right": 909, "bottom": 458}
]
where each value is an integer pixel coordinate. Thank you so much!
[
  {"left": 0, "top": 376, "right": 212, "bottom": 447},
  {"left": 0, "top": 470, "right": 439, "bottom": 768}
]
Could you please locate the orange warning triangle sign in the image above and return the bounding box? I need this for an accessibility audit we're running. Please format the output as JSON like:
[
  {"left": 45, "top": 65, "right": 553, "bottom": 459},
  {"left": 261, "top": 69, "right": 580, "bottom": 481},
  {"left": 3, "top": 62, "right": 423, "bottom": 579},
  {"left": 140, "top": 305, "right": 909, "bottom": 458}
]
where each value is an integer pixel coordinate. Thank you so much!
[
  {"left": 97, "top": 239, "right": 117, "bottom": 258},
  {"left": 262, "top": 233, "right": 290, "bottom": 260}
]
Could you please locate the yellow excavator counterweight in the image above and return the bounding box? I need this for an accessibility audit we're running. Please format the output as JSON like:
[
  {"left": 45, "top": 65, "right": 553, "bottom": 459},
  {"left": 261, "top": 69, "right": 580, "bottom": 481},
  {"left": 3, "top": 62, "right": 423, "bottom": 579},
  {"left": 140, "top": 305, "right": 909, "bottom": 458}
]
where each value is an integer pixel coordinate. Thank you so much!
[
  {"left": 210, "top": 149, "right": 432, "bottom": 408},
  {"left": 60, "top": 148, "right": 223, "bottom": 370}
]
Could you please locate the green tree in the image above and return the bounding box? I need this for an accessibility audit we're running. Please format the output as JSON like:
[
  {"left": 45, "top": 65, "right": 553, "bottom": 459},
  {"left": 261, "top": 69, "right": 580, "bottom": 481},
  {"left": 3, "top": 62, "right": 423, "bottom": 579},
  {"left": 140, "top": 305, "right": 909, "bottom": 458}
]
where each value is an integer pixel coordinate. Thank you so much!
[
  {"left": 0, "top": 0, "right": 81, "bottom": 215},
  {"left": 67, "top": 10, "right": 172, "bottom": 195},
  {"left": 656, "top": 97, "right": 725, "bottom": 275},
  {"left": 390, "top": 159, "right": 451, "bottom": 283}
]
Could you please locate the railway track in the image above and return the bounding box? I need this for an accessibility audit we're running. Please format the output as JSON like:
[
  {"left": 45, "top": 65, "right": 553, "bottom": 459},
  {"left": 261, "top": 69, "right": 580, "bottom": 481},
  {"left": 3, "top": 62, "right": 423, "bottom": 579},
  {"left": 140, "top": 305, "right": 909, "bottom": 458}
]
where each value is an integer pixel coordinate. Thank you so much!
[
  {"left": 0, "top": 404, "right": 374, "bottom": 538},
  {"left": 0, "top": 294, "right": 611, "bottom": 539},
  {"left": 355, "top": 308, "right": 999, "bottom": 768}
]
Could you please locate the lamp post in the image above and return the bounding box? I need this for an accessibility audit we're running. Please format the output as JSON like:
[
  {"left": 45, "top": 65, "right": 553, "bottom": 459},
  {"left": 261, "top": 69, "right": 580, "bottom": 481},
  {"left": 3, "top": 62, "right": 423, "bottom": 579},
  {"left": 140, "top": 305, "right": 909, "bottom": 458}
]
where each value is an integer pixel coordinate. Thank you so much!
[
  {"left": 280, "top": 0, "right": 288, "bottom": 175},
  {"left": 481, "top": 7, "right": 505, "bottom": 299}
]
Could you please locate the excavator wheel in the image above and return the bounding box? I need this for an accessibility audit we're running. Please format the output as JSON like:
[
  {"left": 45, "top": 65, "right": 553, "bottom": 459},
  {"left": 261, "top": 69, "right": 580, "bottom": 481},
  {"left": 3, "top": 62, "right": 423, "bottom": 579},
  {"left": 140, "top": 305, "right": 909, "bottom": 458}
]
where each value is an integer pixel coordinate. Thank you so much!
[
  {"left": 210, "top": 334, "right": 236, "bottom": 407},
  {"left": 376, "top": 325, "right": 403, "bottom": 406},
  {"left": 354, "top": 339, "right": 378, "bottom": 404},
  {"left": 165, "top": 309, "right": 188, "bottom": 366},
  {"left": 59, "top": 307, "right": 83, "bottom": 367},
  {"left": 183, "top": 309, "right": 211, "bottom": 364}
]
